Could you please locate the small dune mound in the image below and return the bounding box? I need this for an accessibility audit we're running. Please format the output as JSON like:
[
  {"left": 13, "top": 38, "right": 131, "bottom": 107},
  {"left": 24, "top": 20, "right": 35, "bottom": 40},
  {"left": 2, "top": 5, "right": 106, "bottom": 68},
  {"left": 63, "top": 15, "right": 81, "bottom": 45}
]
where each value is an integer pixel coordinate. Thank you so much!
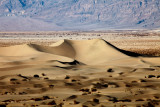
[
  {"left": 0, "top": 42, "right": 76, "bottom": 64},
  {"left": 0, "top": 44, "right": 41, "bottom": 56}
]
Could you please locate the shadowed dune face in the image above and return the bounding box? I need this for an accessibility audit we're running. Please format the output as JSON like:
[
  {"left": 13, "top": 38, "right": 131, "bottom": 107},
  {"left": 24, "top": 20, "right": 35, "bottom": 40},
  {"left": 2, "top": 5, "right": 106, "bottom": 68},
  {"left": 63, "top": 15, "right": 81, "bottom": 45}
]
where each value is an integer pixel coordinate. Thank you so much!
[{"left": 0, "top": 39, "right": 160, "bottom": 106}]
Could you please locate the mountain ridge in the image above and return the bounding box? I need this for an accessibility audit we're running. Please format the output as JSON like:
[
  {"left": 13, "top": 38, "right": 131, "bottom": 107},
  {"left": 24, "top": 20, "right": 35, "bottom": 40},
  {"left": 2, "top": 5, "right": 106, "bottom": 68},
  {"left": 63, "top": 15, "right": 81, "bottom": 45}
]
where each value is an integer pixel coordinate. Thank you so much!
[{"left": 0, "top": 0, "right": 160, "bottom": 31}]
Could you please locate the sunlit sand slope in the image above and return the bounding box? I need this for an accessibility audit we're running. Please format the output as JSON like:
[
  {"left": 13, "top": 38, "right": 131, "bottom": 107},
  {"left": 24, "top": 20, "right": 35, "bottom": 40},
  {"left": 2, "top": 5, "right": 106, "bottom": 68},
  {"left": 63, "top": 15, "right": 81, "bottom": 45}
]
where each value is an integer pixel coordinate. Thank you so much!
[{"left": 0, "top": 39, "right": 160, "bottom": 106}]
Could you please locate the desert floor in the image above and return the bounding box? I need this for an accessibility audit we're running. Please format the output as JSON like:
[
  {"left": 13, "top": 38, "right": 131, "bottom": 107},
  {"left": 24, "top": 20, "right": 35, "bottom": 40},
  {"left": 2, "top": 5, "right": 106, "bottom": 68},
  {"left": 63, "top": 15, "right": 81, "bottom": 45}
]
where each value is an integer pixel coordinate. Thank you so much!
[{"left": 0, "top": 31, "right": 160, "bottom": 107}]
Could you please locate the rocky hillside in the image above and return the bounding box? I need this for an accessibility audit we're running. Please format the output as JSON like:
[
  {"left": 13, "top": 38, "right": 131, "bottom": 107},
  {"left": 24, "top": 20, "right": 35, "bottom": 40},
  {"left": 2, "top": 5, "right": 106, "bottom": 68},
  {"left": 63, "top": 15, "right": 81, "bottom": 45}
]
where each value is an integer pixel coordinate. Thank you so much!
[{"left": 0, "top": 0, "right": 160, "bottom": 31}]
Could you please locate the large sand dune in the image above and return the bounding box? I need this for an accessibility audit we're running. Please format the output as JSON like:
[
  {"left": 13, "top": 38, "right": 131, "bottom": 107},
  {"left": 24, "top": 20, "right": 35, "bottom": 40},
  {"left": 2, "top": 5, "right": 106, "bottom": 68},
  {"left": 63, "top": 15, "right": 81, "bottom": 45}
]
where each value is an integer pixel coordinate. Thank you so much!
[
  {"left": 0, "top": 39, "right": 152, "bottom": 66},
  {"left": 0, "top": 39, "right": 160, "bottom": 107}
]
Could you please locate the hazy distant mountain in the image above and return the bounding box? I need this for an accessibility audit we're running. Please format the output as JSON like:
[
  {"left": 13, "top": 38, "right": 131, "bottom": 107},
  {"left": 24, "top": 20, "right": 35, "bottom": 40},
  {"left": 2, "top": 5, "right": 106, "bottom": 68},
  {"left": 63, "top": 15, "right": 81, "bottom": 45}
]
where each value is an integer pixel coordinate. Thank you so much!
[{"left": 0, "top": 0, "right": 160, "bottom": 31}]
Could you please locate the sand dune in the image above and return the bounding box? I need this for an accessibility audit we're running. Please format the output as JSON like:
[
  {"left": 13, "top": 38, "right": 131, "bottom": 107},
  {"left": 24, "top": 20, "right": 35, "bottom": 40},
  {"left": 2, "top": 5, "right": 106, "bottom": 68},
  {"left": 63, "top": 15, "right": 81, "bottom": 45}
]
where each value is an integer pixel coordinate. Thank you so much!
[
  {"left": 0, "top": 44, "right": 41, "bottom": 56},
  {"left": 0, "top": 39, "right": 151, "bottom": 66},
  {"left": 65, "top": 39, "right": 146, "bottom": 66},
  {"left": 0, "top": 39, "right": 160, "bottom": 107},
  {"left": 30, "top": 40, "right": 76, "bottom": 59}
]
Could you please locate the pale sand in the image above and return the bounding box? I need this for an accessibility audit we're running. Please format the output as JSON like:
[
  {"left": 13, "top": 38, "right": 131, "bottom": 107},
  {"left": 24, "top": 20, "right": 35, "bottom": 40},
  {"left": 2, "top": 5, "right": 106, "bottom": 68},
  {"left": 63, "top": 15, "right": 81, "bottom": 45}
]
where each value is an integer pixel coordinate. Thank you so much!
[{"left": 0, "top": 39, "right": 160, "bottom": 107}]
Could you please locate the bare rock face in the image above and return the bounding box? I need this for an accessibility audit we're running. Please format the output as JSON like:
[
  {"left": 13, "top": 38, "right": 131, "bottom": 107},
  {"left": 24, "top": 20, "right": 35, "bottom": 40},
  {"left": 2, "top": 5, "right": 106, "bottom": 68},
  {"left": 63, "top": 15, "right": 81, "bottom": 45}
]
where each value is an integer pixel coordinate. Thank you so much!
[{"left": 0, "top": 0, "right": 159, "bottom": 31}]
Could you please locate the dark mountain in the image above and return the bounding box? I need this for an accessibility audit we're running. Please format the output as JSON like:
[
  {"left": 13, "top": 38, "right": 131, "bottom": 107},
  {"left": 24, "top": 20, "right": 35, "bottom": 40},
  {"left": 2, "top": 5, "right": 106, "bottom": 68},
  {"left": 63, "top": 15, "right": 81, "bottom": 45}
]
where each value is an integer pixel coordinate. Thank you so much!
[{"left": 0, "top": 0, "right": 160, "bottom": 31}]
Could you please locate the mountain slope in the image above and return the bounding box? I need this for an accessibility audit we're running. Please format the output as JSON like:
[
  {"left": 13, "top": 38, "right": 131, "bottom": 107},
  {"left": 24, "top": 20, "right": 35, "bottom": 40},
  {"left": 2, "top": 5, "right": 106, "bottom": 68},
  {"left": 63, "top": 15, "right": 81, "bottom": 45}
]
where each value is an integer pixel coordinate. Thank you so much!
[{"left": 0, "top": 0, "right": 160, "bottom": 31}]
